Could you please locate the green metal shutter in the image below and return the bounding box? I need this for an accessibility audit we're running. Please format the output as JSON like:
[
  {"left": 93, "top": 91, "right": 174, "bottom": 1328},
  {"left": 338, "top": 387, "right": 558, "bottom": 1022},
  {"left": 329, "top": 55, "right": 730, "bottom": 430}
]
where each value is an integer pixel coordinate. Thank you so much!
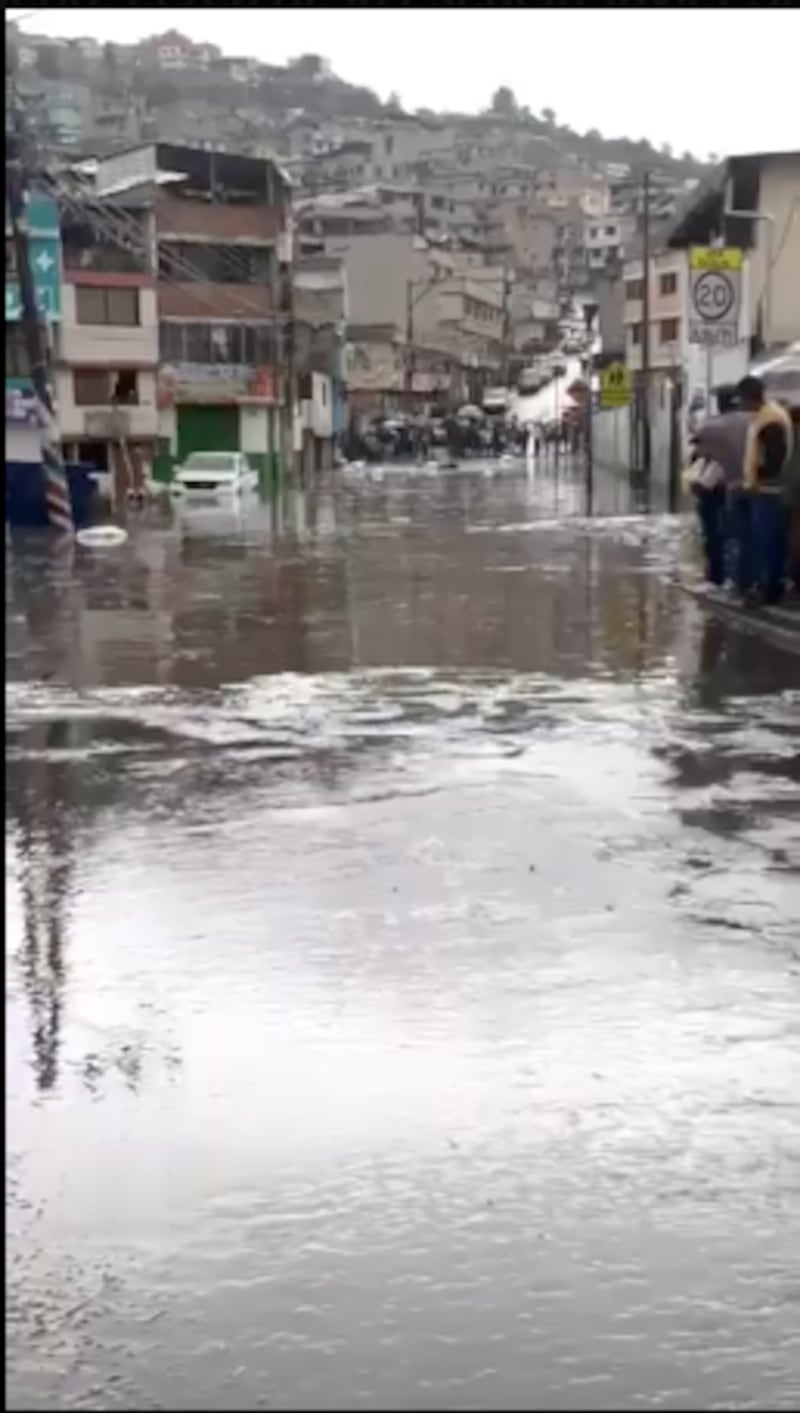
[{"left": 177, "top": 405, "right": 240, "bottom": 461}]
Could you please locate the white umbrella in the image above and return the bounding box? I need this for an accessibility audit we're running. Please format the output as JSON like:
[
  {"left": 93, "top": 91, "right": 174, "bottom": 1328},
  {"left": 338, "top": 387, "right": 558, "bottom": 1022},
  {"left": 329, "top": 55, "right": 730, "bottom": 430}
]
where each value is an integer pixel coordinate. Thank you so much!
[{"left": 457, "top": 404, "right": 484, "bottom": 420}]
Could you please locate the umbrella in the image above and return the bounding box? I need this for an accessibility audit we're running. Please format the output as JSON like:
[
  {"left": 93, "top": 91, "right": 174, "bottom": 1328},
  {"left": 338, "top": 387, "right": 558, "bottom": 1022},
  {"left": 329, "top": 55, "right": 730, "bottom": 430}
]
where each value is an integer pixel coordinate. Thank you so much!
[
  {"left": 457, "top": 404, "right": 484, "bottom": 420},
  {"left": 762, "top": 360, "right": 800, "bottom": 409}
]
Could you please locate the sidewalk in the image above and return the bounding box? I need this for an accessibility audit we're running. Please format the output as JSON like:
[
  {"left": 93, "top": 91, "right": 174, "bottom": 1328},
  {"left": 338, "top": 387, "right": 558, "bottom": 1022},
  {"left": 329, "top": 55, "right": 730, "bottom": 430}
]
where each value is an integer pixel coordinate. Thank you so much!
[{"left": 680, "top": 580, "right": 800, "bottom": 656}]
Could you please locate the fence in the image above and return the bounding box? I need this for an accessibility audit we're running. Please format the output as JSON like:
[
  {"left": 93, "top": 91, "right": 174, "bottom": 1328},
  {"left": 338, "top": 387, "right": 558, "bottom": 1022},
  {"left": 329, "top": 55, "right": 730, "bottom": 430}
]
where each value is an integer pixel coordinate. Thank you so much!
[{"left": 592, "top": 374, "right": 684, "bottom": 513}]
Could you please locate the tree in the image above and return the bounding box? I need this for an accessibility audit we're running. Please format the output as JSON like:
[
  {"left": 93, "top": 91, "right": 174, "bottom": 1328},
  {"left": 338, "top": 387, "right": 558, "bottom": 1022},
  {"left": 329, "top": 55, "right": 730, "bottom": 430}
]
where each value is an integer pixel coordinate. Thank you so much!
[
  {"left": 103, "top": 41, "right": 117, "bottom": 71},
  {"left": 490, "top": 86, "right": 517, "bottom": 118},
  {"left": 541, "top": 106, "right": 556, "bottom": 126},
  {"left": 660, "top": 141, "right": 673, "bottom": 160},
  {"left": 290, "top": 53, "right": 324, "bottom": 78},
  {"left": 386, "top": 89, "right": 403, "bottom": 112}
]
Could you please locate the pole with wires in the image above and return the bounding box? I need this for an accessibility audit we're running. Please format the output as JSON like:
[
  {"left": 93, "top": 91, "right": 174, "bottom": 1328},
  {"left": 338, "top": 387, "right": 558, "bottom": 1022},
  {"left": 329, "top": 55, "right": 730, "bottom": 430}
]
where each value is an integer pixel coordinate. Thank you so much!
[
  {"left": 640, "top": 169, "right": 652, "bottom": 506},
  {"left": 6, "top": 114, "right": 73, "bottom": 533}
]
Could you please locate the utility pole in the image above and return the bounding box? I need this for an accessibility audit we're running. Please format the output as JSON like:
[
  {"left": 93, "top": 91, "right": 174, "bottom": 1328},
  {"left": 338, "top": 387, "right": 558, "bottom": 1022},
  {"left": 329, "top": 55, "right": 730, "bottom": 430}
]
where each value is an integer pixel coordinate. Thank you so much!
[
  {"left": 640, "top": 169, "right": 652, "bottom": 503},
  {"left": 583, "top": 302, "right": 597, "bottom": 515},
  {"left": 404, "top": 278, "right": 415, "bottom": 411},
  {"left": 500, "top": 265, "right": 512, "bottom": 387},
  {"left": 278, "top": 213, "right": 296, "bottom": 480},
  {"left": 6, "top": 104, "right": 73, "bottom": 532}
]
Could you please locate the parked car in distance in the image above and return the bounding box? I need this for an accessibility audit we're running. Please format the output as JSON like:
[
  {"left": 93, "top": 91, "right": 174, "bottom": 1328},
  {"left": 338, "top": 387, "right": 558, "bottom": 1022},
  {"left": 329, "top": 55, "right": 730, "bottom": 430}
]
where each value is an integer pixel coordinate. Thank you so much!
[{"left": 171, "top": 451, "right": 258, "bottom": 497}]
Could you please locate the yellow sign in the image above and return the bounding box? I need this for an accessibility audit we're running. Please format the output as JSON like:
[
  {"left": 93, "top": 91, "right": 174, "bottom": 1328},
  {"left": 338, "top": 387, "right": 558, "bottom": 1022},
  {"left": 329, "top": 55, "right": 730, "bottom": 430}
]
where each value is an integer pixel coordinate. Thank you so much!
[
  {"left": 690, "top": 246, "right": 743, "bottom": 272},
  {"left": 599, "top": 362, "right": 631, "bottom": 409}
]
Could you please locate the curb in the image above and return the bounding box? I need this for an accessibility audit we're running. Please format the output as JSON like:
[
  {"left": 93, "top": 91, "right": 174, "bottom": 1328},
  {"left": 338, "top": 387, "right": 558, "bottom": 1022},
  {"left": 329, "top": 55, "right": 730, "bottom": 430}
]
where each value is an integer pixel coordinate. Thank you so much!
[{"left": 679, "top": 581, "right": 800, "bottom": 657}]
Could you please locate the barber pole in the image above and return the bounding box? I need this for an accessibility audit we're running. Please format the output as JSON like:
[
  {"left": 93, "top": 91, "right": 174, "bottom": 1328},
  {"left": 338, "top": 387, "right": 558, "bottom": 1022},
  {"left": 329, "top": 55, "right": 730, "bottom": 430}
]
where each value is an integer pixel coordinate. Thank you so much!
[{"left": 40, "top": 389, "right": 73, "bottom": 533}]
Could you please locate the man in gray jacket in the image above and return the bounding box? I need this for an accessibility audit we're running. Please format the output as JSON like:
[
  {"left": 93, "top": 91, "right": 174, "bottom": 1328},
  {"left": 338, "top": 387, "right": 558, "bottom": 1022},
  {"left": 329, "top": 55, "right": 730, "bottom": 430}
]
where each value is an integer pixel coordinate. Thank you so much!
[{"left": 690, "top": 385, "right": 753, "bottom": 589}]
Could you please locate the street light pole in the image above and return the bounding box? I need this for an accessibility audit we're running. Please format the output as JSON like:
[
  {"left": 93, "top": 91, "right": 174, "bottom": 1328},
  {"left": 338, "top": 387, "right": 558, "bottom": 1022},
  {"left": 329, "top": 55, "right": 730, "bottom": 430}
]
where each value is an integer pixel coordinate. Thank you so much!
[
  {"left": 405, "top": 271, "right": 443, "bottom": 413},
  {"left": 404, "top": 278, "right": 415, "bottom": 411}
]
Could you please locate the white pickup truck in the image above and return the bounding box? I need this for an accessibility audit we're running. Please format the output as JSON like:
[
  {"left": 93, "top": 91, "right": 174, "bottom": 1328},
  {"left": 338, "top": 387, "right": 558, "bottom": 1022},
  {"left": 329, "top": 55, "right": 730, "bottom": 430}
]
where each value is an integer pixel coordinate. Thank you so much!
[{"left": 171, "top": 451, "right": 258, "bottom": 497}]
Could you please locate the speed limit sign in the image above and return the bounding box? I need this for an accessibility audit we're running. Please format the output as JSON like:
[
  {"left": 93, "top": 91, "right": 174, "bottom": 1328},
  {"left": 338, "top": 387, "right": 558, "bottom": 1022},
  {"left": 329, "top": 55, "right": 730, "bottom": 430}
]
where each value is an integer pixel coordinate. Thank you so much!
[{"left": 688, "top": 246, "right": 743, "bottom": 348}]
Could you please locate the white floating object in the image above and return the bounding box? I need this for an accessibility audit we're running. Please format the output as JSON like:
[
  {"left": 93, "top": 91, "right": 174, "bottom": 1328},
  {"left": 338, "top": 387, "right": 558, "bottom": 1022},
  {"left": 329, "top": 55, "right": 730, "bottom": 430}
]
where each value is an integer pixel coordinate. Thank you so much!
[{"left": 76, "top": 525, "right": 129, "bottom": 549}]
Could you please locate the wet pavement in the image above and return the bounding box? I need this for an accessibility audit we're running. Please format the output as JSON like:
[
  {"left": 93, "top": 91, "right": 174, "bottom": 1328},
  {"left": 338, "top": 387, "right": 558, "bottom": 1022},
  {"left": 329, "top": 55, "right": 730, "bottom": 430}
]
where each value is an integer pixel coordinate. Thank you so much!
[{"left": 6, "top": 461, "right": 800, "bottom": 1411}]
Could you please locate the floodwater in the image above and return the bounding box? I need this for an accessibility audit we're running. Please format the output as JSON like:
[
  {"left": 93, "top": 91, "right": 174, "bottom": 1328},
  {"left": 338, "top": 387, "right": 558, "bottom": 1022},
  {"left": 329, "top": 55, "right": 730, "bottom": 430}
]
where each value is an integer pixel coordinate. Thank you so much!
[{"left": 6, "top": 462, "right": 800, "bottom": 1411}]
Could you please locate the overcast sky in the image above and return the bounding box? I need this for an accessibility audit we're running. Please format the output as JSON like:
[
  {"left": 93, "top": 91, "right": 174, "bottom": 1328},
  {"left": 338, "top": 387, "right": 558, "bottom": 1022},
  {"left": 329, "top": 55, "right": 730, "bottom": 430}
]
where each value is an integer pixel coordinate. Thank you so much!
[{"left": 10, "top": 6, "right": 799, "bottom": 160}]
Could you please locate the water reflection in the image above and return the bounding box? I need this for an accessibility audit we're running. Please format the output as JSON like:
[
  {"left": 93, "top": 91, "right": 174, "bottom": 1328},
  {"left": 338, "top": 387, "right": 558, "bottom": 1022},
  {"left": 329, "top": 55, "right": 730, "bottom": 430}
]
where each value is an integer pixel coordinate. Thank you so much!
[
  {"left": 13, "top": 726, "right": 74, "bottom": 1093},
  {"left": 6, "top": 467, "right": 800, "bottom": 1411}
]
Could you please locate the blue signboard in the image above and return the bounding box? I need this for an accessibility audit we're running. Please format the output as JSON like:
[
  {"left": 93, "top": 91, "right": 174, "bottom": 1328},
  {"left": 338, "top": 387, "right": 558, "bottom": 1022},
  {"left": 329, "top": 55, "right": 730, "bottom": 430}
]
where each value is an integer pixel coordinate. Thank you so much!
[{"left": 5, "top": 193, "right": 62, "bottom": 323}]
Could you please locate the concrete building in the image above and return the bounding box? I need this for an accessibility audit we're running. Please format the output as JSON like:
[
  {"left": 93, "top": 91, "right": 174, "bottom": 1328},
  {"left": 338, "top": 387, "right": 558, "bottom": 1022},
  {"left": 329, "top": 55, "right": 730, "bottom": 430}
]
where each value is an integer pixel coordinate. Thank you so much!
[
  {"left": 621, "top": 243, "right": 752, "bottom": 463},
  {"left": 137, "top": 30, "right": 197, "bottom": 71},
  {"left": 56, "top": 196, "right": 159, "bottom": 494},
  {"left": 345, "top": 323, "right": 463, "bottom": 417},
  {"left": 666, "top": 149, "right": 800, "bottom": 354},
  {"left": 16, "top": 76, "right": 93, "bottom": 147},
  {"left": 584, "top": 213, "right": 636, "bottom": 274},
  {"left": 94, "top": 142, "right": 292, "bottom": 481},
  {"left": 293, "top": 254, "right": 349, "bottom": 465}
]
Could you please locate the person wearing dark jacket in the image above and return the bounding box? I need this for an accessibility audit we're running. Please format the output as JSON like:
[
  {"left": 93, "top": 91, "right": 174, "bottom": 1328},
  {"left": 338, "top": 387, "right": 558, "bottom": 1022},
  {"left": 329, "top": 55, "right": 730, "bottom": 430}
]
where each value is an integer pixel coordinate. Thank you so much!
[
  {"left": 785, "top": 404, "right": 800, "bottom": 591},
  {"left": 736, "top": 376, "right": 793, "bottom": 604},
  {"left": 690, "top": 386, "right": 753, "bottom": 589}
]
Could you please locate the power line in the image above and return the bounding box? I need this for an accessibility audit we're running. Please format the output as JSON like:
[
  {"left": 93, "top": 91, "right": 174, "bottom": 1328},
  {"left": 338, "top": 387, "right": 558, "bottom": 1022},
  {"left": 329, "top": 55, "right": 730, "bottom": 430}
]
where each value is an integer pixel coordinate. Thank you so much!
[{"left": 37, "top": 167, "right": 289, "bottom": 327}]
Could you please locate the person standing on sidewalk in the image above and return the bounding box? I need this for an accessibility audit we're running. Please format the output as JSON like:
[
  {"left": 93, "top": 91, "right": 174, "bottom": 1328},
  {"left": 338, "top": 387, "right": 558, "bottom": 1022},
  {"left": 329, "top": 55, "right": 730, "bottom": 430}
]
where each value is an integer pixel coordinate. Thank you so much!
[
  {"left": 784, "top": 403, "right": 800, "bottom": 593},
  {"left": 689, "top": 385, "right": 752, "bottom": 590},
  {"left": 737, "top": 376, "right": 793, "bottom": 605}
]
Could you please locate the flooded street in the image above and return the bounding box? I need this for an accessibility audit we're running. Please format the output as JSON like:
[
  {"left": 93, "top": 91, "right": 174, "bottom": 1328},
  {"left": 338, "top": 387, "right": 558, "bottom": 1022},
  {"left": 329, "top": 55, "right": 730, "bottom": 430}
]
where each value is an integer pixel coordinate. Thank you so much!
[{"left": 6, "top": 463, "right": 800, "bottom": 1411}]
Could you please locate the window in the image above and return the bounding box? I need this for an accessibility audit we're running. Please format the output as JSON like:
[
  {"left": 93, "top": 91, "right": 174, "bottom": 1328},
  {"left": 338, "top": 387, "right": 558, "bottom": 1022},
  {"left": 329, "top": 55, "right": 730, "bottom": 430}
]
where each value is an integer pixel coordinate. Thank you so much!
[
  {"left": 630, "top": 323, "right": 642, "bottom": 346},
  {"left": 184, "top": 323, "right": 212, "bottom": 362},
  {"left": 660, "top": 317, "right": 680, "bottom": 343},
  {"left": 158, "top": 242, "right": 273, "bottom": 286},
  {"left": 75, "top": 285, "right": 140, "bottom": 325},
  {"left": 210, "top": 323, "right": 233, "bottom": 362},
  {"left": 384, "top": 135, "right": 394, "bottom": 155},
  {"left": 626, "top": 279, "right": 644, "bottom": 300},
  {"left": 73, "top": 369, "right": 139, "bottom": 405},
  {"left": 659, "top": 272, "right": 678, "bottom": 296},
  {"left": 6, "top": 239, "right": 17, "bottom": 276},
  {"left": 6, "top": 325, "right": 30, "bottom": 377},
  {"left": 160, "top": 321, "right": 183, "bottom": 361},
  {"left": 73, "top": 369, "right": 112, "bottom": 405},
  {"left": 605, "top": 225, "right": 616, "bottom": 236}
]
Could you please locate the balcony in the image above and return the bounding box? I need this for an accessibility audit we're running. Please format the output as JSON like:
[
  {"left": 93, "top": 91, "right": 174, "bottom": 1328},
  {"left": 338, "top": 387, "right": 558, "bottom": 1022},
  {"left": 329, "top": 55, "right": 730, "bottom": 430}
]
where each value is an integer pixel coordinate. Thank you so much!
[
  {"left": 63, "top": 245, "right": 151, "bottom": 278},
  {"left": 156, "top": 193, "right": 282, "bottom": 243},
  {"left": 158, "top": 281, "right": 274, "bottom": 319},
  {"left": 60, "top": 404, "right": 160, "bottom": 441}
]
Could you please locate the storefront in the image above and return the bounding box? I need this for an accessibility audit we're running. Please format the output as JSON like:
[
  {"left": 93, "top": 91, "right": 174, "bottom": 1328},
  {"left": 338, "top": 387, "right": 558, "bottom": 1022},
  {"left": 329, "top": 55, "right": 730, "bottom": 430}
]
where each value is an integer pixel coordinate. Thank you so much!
[{"left": 155, "top": 363, "right": 281, "bottom": 484}]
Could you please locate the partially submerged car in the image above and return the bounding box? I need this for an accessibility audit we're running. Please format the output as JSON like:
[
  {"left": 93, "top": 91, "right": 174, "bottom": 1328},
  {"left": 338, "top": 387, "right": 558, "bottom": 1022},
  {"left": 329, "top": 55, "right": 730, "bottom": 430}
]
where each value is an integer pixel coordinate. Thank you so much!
[{"left": 171, "top": 451, "right": 258, "bottom": 497}]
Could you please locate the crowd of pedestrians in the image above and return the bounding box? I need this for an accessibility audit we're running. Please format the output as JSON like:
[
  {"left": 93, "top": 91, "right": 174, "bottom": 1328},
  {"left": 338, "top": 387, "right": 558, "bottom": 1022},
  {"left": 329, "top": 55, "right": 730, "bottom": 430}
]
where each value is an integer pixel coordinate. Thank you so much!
[{"left": 689, "top": 376, "right": 799, "bottom": 606}]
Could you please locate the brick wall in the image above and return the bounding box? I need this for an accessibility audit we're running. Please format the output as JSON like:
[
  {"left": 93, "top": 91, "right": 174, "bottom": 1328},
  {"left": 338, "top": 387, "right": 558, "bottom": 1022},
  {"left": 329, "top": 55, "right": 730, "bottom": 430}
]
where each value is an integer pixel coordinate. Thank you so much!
[{"left": 156, "top": 193, "right": 282, "bottom": 242}]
